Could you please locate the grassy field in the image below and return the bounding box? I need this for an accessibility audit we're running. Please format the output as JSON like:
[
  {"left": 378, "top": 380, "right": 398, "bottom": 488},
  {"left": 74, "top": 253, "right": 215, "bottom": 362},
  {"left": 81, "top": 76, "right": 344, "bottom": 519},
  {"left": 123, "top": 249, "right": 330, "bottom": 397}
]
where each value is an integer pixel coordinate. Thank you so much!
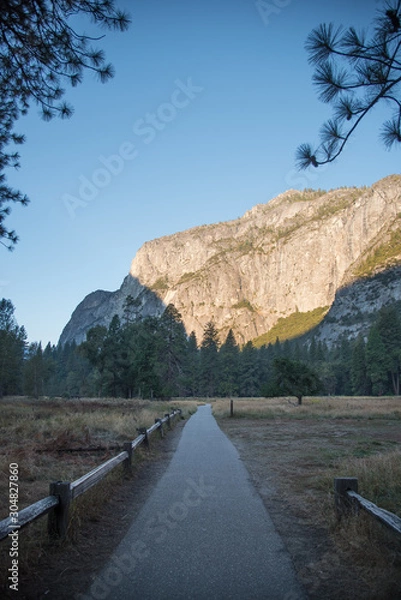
[
  {"left": 213, "top": 396, "right": 401, "bottom": 600},
  {"left": 213, "top": 395, "right": 401, "bottom": 515},
  {"left": 212, "top": 394, "right": 401, "bottom": 421},
  {"left": 0, "top": 395, "right": 196, "bottom": 596},
  {"left": 0, "top": 396, "right": 195, "bottom": 517},
  {"left": 1, "top": 395, "right": 400, "bottom": 599}
]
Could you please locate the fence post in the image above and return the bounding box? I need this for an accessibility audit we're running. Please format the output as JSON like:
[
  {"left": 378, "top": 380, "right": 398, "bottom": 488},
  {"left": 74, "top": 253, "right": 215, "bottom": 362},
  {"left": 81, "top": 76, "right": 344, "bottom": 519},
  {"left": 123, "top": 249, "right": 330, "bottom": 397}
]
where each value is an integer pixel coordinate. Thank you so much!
[
  {"left": 155, "top": 418, "right": 164, "bottom": 439},
  {"left": 138, "top": 427, "right": 150, "bottom": 449},
  {"left": 334, "top": 477, "right": 359, "bottom": 520},
  {"left": 165, "top": 413, "right": 171, "bottom": 430},
  {"left": 123, "top": 442, "right": 133, "bottom": 477},
  {"left": 230, "top": 399, "right": 234, "bottom": 417},
  {"left": 48, "top": 481, "right": 71, "bottom": 539}
]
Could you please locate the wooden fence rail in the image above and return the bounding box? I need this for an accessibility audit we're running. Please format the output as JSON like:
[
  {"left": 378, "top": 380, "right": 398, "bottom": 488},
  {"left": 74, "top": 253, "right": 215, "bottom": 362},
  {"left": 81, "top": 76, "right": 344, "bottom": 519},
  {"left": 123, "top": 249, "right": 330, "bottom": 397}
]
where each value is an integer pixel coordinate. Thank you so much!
[
  {"left": 0, "top": 408, "right": 181, "bottom": 541},
  {"left": 334, "top": 477, "right": 401, "bottom": 536}
]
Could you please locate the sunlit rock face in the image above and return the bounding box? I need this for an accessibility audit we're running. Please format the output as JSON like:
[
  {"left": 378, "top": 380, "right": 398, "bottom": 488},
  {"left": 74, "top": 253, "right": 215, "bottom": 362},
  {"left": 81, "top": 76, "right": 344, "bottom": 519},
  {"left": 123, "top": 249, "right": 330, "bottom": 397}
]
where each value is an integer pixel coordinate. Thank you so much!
[{"left": 60, "top": 175, "right": 401, "bottom": 346}]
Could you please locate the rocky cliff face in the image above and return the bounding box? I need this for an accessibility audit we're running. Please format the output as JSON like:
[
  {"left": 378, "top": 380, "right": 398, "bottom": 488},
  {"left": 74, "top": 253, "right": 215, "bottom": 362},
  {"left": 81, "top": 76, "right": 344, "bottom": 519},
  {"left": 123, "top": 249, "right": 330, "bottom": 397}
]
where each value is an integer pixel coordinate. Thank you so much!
[
  {"left": 59, "top": 175, "right": 401, "bottom": 346},
  {"left": 312, "top": 265, "right": 401, "bottom": 346}
]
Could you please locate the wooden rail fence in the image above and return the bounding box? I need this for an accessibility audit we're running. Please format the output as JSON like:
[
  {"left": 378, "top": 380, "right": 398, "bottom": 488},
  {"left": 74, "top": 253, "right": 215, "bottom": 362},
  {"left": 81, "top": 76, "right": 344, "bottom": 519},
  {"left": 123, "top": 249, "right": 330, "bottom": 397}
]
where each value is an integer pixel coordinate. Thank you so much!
[
  {"left": 334, "top": 477, "right": 401, "bottom": 535},
  {"left": 0, "top": 408, "right": 181, "bottom": 541}
]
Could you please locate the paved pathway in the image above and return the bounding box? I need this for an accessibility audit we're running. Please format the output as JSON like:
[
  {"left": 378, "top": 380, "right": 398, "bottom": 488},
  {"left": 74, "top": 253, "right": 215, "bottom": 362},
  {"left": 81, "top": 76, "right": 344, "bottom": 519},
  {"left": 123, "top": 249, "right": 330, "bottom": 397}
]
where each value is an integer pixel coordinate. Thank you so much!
[{"left": 79, "top": 405, "right": 306, "bottom": 600}]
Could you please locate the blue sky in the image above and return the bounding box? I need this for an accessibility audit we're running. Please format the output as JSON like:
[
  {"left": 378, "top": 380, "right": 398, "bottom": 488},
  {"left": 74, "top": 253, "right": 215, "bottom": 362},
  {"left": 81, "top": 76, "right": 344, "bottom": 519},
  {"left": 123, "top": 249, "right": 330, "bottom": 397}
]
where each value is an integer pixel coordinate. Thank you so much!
[{"left": 2, "top": 0, "right": 400, "bottom": 345}]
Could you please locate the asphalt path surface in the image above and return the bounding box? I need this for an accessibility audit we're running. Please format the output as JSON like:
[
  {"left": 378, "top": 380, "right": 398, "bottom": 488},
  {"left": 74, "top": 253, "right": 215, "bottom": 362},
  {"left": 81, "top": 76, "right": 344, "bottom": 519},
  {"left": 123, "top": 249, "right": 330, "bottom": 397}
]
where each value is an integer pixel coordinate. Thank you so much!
[{"left": 79, "top": 405, "right": 306, "bottom": 600}]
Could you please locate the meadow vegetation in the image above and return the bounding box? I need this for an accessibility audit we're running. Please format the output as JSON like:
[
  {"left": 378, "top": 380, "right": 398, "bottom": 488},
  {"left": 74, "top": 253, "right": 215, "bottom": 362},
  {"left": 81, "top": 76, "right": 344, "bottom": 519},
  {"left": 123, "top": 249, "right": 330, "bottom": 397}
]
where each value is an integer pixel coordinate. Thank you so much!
[
  {"left": 214, "top": 395, "right": 401, "bottom": 599},
  {"left": 0, "top": 395, "right": 194, "bottom": 593},
  {"left": 1, "top": 395, "right": 400, "bottom": 598},
  {"left": 0, "top": 396, "right": 194, "bottom": 516},
  {"left": 213, "top": 395, "right": 401, "bottom": 513}
]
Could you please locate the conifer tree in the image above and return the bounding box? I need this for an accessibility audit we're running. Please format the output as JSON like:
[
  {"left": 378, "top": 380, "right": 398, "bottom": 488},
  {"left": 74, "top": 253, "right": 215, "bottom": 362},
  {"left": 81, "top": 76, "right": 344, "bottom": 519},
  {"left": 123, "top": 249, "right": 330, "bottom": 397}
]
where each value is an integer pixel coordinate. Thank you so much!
[
  {"left": 0, "top": 1, "right": 130, "bottom": 248},
  {"left": 200, "top": 321, "right": 220, "bottom": 397},
  {"left": 271, "top": 357, "right": 320, "bottom": 405},
  {"left": 157, "top": 305, "right": 187, "bottom": 396},
  {"left": 351, "top": 334, "right": 368, "bottom": 395},
  {"left": 24, "top": 342, "right": 44, "bottom": 397},
  {"left": 297, "top": 1, "right": 401, "bottom": 169},
  {"left": 182, "top": 331, "right": 200, "bottom": 396},
  {"left": 375, "top": 305, "right": 401, "bottom": 394},
  {"left": 101, "top": 315, "right": 124, "bottom": 397},
  {"left": 218, "top": 329, "right": 240, "bottom": 396},
  {"left": 366, "top": 325, "right": 388, "bottom": 395},
  {"left": 0, "top": 299, "right": 26, "bottom": 395},
  {"left": 239, "top": 342, "right": 260, "bottom": 397}
]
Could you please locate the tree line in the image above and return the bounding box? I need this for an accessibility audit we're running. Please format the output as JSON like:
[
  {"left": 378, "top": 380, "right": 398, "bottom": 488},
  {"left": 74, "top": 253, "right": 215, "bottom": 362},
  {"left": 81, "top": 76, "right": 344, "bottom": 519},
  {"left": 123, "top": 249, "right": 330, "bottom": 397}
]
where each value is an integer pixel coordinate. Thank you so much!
[{"left": 1, "top": 297, "right": 400, "bottom": 400}]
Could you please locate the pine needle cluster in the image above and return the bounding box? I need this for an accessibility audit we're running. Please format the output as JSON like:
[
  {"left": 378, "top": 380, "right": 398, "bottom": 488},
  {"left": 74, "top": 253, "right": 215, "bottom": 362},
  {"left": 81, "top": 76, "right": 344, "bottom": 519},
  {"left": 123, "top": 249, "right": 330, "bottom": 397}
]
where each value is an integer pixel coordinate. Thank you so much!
[
  {"left": 297, "top": 1, "right": 401, "bottom": 169},
  {"left": 0, "top": 1, "right": 130, "bottom": 249}
]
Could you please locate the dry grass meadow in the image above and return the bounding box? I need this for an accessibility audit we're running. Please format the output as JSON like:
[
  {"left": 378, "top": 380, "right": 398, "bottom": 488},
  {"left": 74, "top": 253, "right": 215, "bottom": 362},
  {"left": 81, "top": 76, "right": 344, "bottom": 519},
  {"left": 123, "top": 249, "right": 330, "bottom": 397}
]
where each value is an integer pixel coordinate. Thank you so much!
[
  {"left": 0, "top": 396, "right": 196, "bottom": 516},
  {"left": 1, "top": 395, "right": 401, "bottom": 599},
  {"left": 0, "top": 396, "right": 195, "bottom": 597},
  {"left": 213, "top": 396, "right": 401, "bottom": 600}
]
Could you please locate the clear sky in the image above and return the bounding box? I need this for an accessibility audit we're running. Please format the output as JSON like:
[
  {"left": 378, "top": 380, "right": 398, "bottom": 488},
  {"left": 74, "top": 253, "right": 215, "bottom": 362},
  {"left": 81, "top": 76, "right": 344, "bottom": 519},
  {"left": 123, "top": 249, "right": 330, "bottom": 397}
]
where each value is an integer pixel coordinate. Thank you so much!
[{"left": 2, "top": 0, "right": 400, "bottom": 345}]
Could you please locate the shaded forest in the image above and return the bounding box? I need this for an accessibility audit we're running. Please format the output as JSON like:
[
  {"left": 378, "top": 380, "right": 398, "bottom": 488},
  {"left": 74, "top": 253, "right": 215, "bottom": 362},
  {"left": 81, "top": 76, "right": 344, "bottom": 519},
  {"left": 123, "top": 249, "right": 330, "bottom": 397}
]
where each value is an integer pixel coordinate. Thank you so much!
[{"left": 1, "top": 298, "right": 401, "bottom": 399}]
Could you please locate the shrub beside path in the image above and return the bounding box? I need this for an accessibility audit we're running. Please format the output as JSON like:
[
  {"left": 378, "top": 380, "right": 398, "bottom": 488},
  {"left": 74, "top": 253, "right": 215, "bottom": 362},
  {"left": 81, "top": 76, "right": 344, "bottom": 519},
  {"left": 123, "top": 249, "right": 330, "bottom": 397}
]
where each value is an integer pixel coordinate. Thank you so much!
[{"left": 79, "top": 404, "right": 306, "bottom": 600}]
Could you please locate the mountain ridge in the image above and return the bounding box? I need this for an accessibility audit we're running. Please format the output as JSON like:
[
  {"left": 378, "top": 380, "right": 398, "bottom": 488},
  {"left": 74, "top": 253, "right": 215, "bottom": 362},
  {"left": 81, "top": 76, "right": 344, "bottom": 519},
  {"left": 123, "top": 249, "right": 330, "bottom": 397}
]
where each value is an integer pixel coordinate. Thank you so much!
[{"left": 60, "top": 174, "right": 401, "bottom": 346}]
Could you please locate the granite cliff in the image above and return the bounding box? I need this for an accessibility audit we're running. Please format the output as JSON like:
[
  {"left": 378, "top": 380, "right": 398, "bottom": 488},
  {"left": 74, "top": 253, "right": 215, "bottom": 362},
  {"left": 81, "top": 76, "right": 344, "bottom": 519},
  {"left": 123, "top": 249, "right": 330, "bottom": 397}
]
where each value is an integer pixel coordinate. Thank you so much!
[{"left": 60, "top": 175, "right": 401, "bottom": 346}]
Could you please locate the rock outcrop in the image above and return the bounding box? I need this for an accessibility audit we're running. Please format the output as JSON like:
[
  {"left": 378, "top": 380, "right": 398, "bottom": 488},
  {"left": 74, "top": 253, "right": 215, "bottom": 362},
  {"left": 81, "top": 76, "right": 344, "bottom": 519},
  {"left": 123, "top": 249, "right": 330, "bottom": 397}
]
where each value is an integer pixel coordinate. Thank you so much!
[
  {"left": 312, "top": 265, "right": 401, "bottom": 346},
  {"left": 59, "top": 175, "right": 401, "bottom": 346}
]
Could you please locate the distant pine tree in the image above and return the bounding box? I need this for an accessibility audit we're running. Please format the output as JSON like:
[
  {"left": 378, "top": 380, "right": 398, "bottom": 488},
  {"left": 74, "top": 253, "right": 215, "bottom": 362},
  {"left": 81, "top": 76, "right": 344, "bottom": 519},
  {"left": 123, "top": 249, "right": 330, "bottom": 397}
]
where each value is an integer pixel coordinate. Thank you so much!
[{"left": 200, "top": 321, "right": 220, "bottom": 397}]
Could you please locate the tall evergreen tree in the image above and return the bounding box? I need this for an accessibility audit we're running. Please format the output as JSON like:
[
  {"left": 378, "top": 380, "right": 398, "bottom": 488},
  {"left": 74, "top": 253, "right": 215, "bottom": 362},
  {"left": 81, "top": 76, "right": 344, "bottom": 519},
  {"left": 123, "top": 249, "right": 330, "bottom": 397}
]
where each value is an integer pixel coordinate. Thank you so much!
[
  {"left": 199, "top": 321, "right": 220, "bottom": 397},
  {"left": 239, "top": 342, "right": 260, "bottom": 397},
  {"left": 119, "top": 317, "right": 163, "bottom": 399},
  {"left": 24, "top": 342, "right": 45, "bottom": 397},
  {"left": 122, "top": 295, "right": 141, "bottom": 326},
  {"left": 64, "top": 341, "right": 94, "bottom": 397},
  {"left": 218, "top": 329, "right": 240, "bottom": 396},
  {"left": 42, "top": 342, "right": 56, "bottom": 395},
  {"left": 332, "top": 336, "right": 353, "bottom": 395},
  {"left": 157, "top": 305, "right": 187, "bottom": 396},
  {"left": 0, "top": 299, "right": 26, "bottom": 396},
  {"left": 131, "top": 317, "right": 162, "bottom": 399},
  {"left": 100, "top": 315, "right": 124, "bottom": 397},
  {"left": 181, "top": 331, "right": 200, "bottom": 396},
  {"left": 257, "top": 344, "right": 274, "bottom": 391},
  {"left": 351, "top": 334, "right": 368, "bottom": 395},
  {"left": 80, "top": 325, "right": 107, "bottom": 366},
  {"left": 375, "top": 305, "right": 401, "bottom": 394},
  {"left": 317, "top": 361, "right": 337, "bottom": 396},
  {"left": 80, "top": 324, "right": 108, "bottom": 395},
  {"left": 366, "top": 325, "right": 388, "bottom": 395}
]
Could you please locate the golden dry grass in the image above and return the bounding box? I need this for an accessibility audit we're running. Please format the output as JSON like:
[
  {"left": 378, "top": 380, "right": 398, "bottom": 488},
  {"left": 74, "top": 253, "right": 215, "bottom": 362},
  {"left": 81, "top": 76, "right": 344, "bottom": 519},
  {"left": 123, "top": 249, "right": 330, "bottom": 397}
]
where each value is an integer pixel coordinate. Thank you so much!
[
  {"left": 0, "top": 396, "right": 193, "bottom": 516},
  {"left": 214, "top": 396, "right": 401, "bottom": 599},
  {"left": 213, "top": 396, "right": 401, "bottom": 515},
  {"left": 212, "top": 395, "right": 401, "bottom": 420},
  {"left": 0, "top": 396, "right": 194, "bottom": 594},
  {"left": 2, "top": 395, "right": 400, "bottom": 599}
]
